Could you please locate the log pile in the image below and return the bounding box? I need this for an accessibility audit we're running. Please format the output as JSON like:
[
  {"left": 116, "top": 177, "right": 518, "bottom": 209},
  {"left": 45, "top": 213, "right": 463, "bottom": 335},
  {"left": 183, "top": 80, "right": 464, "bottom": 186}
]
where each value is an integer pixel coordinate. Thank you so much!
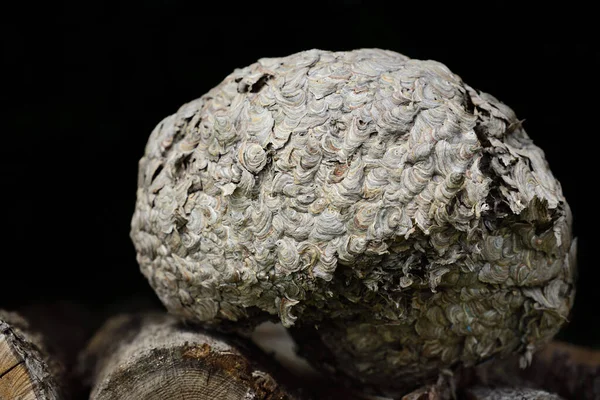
[{"left": 2, "top": 303, "right": 597, "bottom": 399}]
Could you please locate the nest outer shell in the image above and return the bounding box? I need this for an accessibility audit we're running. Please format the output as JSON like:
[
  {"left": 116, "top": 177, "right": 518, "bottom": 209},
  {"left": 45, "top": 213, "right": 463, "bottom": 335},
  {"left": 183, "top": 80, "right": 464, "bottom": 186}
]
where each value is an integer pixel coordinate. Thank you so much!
[{"left": 130, "top": 48, "right": 576, "bottom": 392}]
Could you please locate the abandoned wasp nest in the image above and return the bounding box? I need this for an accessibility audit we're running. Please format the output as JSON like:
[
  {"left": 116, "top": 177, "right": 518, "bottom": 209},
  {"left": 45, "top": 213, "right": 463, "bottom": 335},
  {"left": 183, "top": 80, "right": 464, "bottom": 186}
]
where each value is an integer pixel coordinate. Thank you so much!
[{"left": 131, "top": 49, "right": 576, "bottom": 392}]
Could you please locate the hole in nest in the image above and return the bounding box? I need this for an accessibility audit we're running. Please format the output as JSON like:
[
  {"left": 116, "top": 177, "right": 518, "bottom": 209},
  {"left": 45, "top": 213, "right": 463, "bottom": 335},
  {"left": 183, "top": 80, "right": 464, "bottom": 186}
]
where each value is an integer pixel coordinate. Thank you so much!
[
  {"left": 151, "top": 164, "right": 163, "bottom": 182},
  {"left": 250, "top": 74, "right": 273, "bottom": 93}
]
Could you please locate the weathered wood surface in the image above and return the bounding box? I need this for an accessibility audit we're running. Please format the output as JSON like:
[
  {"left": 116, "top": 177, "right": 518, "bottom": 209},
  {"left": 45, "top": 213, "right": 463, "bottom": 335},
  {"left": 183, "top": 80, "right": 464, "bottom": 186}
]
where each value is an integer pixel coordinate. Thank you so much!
[
  {"left": 0, "top": 310, "right": 64, "bottom": 400},
  {"left": 463, "top": 387, "right": 563, "bottom": 400},
  {"left": 465, "top": 341, "right": 600, "bottom": 400},
  {"left": 79, "top": 313, "right": 299, "bottom": 400}
]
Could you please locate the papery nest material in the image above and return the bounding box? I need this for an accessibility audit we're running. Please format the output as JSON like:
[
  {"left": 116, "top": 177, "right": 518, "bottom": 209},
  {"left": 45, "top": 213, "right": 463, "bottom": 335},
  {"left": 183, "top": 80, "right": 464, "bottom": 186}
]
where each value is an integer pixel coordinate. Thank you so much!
[{"left": 131, "top": 49, "right": 576, "bottom": 394}]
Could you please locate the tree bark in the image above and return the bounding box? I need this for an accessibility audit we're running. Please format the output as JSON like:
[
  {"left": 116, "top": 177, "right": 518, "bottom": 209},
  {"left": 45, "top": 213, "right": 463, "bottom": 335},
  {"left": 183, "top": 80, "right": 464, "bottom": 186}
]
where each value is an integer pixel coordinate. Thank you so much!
[
  {"left": 0, "top": 310, "right": 64, "bottom": 400},
  {"left": 79, "top": 313, "right": 298, "bottom": 400}
]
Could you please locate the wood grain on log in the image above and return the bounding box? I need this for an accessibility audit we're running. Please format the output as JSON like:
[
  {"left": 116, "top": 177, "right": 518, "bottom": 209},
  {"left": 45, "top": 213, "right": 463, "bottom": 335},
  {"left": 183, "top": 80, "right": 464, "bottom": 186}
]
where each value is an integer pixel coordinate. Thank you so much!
[
  {"left": 0, "top": 311, "right": 63, "bottom": 400},
  {"left": 79, "top": 313, "right": 297, "bottom": 400}
]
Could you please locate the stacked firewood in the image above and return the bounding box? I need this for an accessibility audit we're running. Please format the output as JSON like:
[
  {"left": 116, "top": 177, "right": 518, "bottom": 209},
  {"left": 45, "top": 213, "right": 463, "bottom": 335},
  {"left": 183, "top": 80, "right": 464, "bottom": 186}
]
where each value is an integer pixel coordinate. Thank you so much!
[{"left": 1, "top": 302, "right": 598, "bottom": 399}]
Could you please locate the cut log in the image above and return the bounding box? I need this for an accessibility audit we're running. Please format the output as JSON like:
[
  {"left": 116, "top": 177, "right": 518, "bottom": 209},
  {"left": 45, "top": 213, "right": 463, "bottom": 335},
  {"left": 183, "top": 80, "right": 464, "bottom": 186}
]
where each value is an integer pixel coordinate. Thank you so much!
[
  {"left": 2, "top": 298, "right": 162, "bottom": 400},
  {"left": 0, "top": 310, "right": 64, "bottom": 400},
  {"left": 79, "top": 313, "right": 298, "bottom": 400}
]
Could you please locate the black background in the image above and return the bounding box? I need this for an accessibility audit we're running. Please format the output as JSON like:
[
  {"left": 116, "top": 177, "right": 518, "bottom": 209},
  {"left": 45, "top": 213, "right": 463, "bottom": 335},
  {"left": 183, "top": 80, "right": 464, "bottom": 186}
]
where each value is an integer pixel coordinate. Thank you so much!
[{"left": 3, "top": 2, "right": 599, "bottom": 348}]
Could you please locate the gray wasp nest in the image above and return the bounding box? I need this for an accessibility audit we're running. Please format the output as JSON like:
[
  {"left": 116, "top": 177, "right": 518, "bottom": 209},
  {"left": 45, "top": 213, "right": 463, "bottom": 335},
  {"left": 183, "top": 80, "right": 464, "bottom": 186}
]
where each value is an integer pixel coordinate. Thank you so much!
[{"left": 131, "top": 49, "right": 576, "bottom": 392}]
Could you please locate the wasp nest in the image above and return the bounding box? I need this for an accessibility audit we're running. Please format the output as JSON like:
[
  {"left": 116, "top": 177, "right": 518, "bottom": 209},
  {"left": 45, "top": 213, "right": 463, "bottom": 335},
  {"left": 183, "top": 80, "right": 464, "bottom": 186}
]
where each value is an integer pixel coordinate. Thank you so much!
[{"left": 131, "top": 49, "right": 576, "bottom": 392}]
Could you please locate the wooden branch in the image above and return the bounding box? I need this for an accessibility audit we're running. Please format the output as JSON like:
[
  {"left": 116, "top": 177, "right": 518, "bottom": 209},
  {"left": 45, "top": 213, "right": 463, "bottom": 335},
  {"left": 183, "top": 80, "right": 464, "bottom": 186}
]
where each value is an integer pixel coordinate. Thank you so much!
[
  {"left": 79, "top": 313, "right": 299, "bottom": 400},
  {"left": 0, "top": 310, "right": 64, "bottom": 400}
]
